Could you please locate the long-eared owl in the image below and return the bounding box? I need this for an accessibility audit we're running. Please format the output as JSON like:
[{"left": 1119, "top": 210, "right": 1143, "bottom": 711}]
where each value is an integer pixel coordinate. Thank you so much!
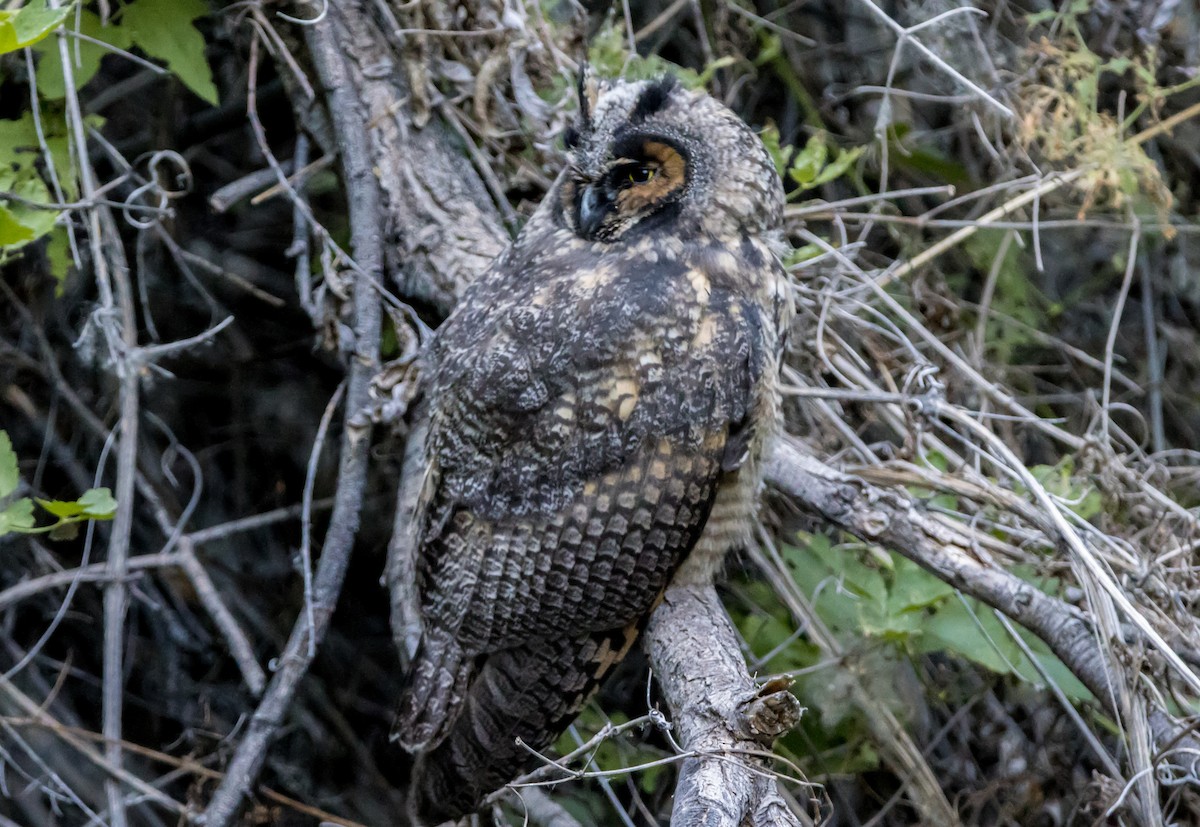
[{"left": 394, "top": 70, "right": 793, "bottom": 825}]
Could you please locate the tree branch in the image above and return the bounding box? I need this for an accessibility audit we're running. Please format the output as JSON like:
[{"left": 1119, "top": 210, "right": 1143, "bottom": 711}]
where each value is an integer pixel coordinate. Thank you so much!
[
  {"left": 199, "top": 8, "right": 383, "bottom": 824},
  {"left": 644, "top": 585, "right": 807, "bottom": 827},
  {"left": 331, "top": 2, "right": 507, "bottom": 313}
]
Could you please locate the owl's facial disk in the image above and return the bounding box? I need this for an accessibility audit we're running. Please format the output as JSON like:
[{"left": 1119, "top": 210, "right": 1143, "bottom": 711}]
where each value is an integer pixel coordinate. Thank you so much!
[
  {"left": 563, "top": 75, "right": 691, "bottom": 242},
  {"left": 571, "top": 138, "right": 687, "bottom": 241}
]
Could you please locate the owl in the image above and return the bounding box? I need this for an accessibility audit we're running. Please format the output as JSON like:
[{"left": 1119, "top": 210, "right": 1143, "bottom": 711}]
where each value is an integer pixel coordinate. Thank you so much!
[{"left": 394, "top": 70, "right": 792, "bottom": 825}]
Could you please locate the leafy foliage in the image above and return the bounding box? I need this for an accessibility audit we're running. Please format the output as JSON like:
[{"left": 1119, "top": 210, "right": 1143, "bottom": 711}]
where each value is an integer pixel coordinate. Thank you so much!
[
  {"left": 734, "top": 530, "right": 1092, "bottom": 776},
  {"left": 0, "top": 110, "right": 74, "bottom": 255},
  {"left": 0, "top": 430, "right": 117, "bottom": 538},
  {"left": 119, "top": 0, "right": 217, "bottom": 105},
  {"left": 0, "top": 0, "right": 71, "bottom": 55},
  {"left": 1019, "top": 20, "right": 1176, "bottom": 224},
  {"left": 587, "top": 22, "right": 735, "bottom": 90},
  {"left": 28, "top": 0, "right": 216, "bottom": 103},
  {"left": 1, "top": 0, "right": 217, "bottom": 272}
]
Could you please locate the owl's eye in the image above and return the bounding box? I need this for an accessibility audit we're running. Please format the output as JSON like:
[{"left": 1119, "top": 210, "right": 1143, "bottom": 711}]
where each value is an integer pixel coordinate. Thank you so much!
[
  {"left": 629, "top": 165, "right": 655, "bottom": 184},
  {"left": 615, "top": 163, "right": 656, "bottom": 188}
]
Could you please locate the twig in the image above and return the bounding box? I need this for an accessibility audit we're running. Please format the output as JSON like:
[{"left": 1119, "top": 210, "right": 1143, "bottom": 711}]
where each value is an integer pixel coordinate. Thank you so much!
[
  {"left": 1100, "top": 221, "right": 1141, "bottom": 446},
  {"left": 185, "top": 499, "right": 335, "bottom": 545},
  {"left": 0, "top": 553, "right": 173, "bottom": 613},
  {"left": 849, "top": 0, "right": 1012, "bottom": 118},
  {"left": 723, "top": 1, "right": 816, "bottom": 47},
  {"left": 51, "top": 5, "right": 140, "bottom": 820},
  {"left": 208, "top": 158, "right": 296, "bottom": 213},
  {"left": 635, "top": 0, "right": 689, "bottom": 43},
  {"left": 879, "top": 170, "right": 1085, "bottom": 288},
  {"left": 155, "top": 229, "right": 288, "bottom": 308},
  {"left": 785, "top": 185, "right": 956, "bottom": 217},
  {"left": 61, "top": 28, "right": 168, "bottom": 76},
  {"left": 877, "top": 98, "right": 1200, "bottom": 288},
  {"left": 930, "top": 401, "right": 1200, "bottom": 696},
  {"left": 3, "top": 717, "right": 370, "bottom": 827},
  {"left": 249, "top": 155, "right": 333, "bottom": 206},
  {"left": 301, "top": 381, "right": 346, "bottom": 658},
  {"left": 789, "top": 211, "right": 1200, "bottom": 234},
  {"left": 506, "top": 787, "right": 585, "bottom": 827},
  {"left": 135, "top": 316, "right": 234, "bottom": 365},
  {"left": 1139, "top": 246, "right": 1165, "bottom": 454},
  {"left": 177, "top": 542, "right": 268, "bottom": 696},
  {"left": 0, "top": 679, "right": 184, "bottom": 817}
]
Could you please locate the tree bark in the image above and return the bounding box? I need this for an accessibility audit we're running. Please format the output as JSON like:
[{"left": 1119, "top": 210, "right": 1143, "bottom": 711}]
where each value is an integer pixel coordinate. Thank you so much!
[{"left": 645, "top": 585, "right": 808, "bottom": 827}]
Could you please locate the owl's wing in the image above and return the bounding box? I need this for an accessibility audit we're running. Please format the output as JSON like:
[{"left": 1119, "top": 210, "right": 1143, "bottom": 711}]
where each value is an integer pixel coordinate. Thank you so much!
[{"left": 394, "top": 282, "right": 766, "bottom": 752}]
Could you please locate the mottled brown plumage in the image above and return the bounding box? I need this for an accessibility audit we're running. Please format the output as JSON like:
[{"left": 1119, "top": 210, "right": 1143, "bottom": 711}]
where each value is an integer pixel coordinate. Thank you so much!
[{"left": 395, "top": 71, "right": 792, "bottom": 825}]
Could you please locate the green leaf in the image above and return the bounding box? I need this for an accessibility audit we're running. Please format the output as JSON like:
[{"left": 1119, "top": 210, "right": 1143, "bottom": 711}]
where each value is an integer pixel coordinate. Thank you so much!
[
  {"left": 0, "top": 498, "right": 35, "bottom": 536},
  {"left": 917, "top": 596, "right": 1015, "bottom": 674},
  {"left": 759, "top": 123, "right": 789, "bottom": 176},
  {"left": 45, "top": 225, "right": 72, "bottom": 294},
  {"left": 32, "top": 10, "right": 132, "bottom": 99},
  {"left": 0, "top": 205, "right": 37, "bottom": 246},
  {"left": 0, "top": 113, "right": 74, "bottom": 255},
  {"left": 789, "top": 133, "right": 829, "bottom": 186},
  {"left": 782, "top": 242, "right": 823, "bottom": 267},
  {"left": 805, "top": 145, "right": 865, "bottom": 190},
  {"left": 0, "top": 111, "right": 76, "bottom": 201},
  {"left": 122, "top": 0, "right": 218, "bottom": 105},
  {"left": 1105, "top": 56, "right": 1133, "bottom": 76},
  {"left": 783, "top": 133, "right": 864, "bottom": 193},
  {"left": 784, "top": 536, "right": 890, "bottom": 637},
  {"left": 0, "top": 431, "right": 18, "bottom": 499},
  {"left": 1026, "top": 9, "right": 1058, "bottom": 26},
  {"left": 0, "top": 174, "right": 59, "bottom": 252},
  {"left": 886, "top": 557, "right": 954, "bottom": 615},
  {"left": 35, "top": 488, "right": 116, "bottom": 521},
  {"left": 0, "top": 0, "right": 72, "bottom": 56},
  {"left": 49, "top": 520, "right": 80, "bottom": 541},
  {"left": 77, "top": 487, "right": 117, "bottom": 518},
  {"left": 585, "top": 20, "right": 712, "bottom": 92},
  {"left": 694, "top": 56, "right": 736, "bottom": 88},
  {"left": 35, "top": 497, "right": 85, "bottom": 519}
]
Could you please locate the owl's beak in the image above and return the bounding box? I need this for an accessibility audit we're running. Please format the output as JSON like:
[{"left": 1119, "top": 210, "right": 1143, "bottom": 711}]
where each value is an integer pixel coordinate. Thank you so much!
[{"left": 577, "top": 185, "right": 612, "bottom": 238}]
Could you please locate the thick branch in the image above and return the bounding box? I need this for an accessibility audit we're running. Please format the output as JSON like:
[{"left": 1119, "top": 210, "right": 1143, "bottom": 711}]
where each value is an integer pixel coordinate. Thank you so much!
[{"left": 644, "top": 585, "right": 806, "bottom": 827}]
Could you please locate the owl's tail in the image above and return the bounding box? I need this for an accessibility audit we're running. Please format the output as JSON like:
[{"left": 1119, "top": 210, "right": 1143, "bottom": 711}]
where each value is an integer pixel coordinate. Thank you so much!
[
  {"left": 407, "top": 623, "right": 640, "bottom": 826},
  {"left": 392, "top": 627, "right": 473, "bottom": 752}
]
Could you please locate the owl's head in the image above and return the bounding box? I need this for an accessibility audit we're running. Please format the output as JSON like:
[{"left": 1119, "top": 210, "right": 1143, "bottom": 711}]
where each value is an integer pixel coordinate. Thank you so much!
[{"left": 557, "top": 70, "right": 782, "bottom": 244}]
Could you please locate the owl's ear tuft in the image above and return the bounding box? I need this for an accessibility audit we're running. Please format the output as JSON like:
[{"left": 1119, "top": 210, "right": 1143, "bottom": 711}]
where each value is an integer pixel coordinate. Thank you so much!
[
  {"left": 563, "top": 123, "right": 581, "bottom": 150},
  {"left": 578, "top": 63, "right": 600, "bottom": 124},
  {"left": 630, "top": 75, "right": 680, "bottom": 123}
]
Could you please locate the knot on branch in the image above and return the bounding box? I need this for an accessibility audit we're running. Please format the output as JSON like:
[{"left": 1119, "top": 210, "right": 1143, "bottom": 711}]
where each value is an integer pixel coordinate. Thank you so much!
[{"left": 735, "top": 676, "right": 804, "bottom": 745}]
